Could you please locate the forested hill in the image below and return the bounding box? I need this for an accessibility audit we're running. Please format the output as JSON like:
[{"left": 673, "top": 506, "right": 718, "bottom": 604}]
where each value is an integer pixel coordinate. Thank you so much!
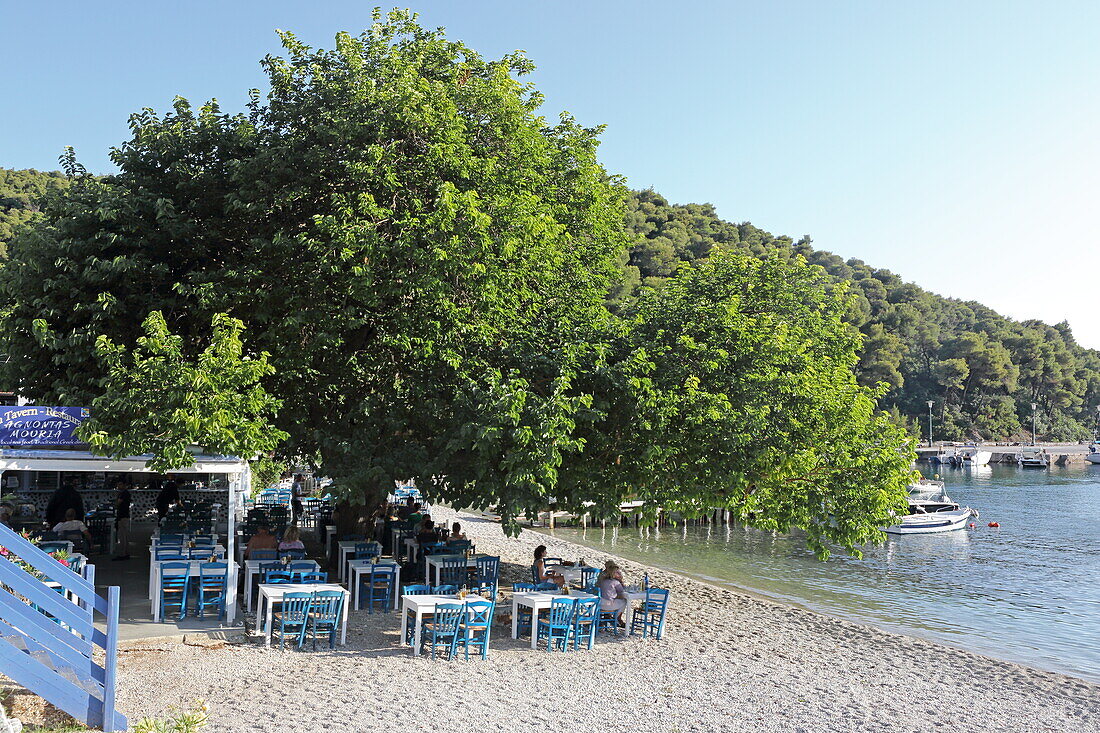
[
  {"left": 616, "top": 189, "right": 1100, "bottom": 442},
  {"left": 3, "top": 168, "right": 1097, "bottom": 441},
  {"left": 0, "top": 168, "right": 67, "bottom": 257}
]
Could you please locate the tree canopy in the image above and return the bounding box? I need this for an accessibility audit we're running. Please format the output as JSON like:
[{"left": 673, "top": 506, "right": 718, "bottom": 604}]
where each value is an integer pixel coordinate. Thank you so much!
[
  {"left": 618, "top": 190, "right": 1100, "bottom": 442},
  {"left": 0, "top": 10, "right": 919, "bottom": 555}
]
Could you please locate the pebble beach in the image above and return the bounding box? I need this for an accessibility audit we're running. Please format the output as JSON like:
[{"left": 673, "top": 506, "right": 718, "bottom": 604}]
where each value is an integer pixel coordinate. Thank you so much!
[{"left": 114, "top": 506, "right": 1100, "bottom": 733}]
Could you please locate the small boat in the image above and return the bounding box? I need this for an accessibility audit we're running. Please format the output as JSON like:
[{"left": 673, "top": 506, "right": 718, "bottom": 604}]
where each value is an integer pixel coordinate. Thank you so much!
[
  {"left": 1087, "top": 444, "right": 1100, "bottom": 465},
  {"left": 884, "top": 480, "right": 977, "bottom": 535},
  {"left": 930, "top": 447, "right": 961, "bottom": 466},
  {"left": 958, "top": 446, "right": 992, "bottom": 466},
  {"left": 1015, "top": 447, "right": 1049, "bottom": 468}
]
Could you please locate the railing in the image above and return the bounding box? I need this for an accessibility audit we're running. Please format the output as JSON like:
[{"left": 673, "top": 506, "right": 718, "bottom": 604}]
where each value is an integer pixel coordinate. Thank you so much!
[{"left": 0, "top": 523, "right": 125, "bottom": 731}]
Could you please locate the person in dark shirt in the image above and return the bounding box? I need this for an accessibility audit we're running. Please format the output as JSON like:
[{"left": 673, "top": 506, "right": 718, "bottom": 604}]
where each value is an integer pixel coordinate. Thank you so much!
[
  {"left": 112, "top": 480, "right": 133, "bottom": 560},
  {"left": 415, "top": 519, "right": 438, "bottom": 565},
  {"left": 155, "top": 476, "right": 180, "bottom": 519},
  {"left": 46, "top": 481, "right": 85, "bottom": 528}
]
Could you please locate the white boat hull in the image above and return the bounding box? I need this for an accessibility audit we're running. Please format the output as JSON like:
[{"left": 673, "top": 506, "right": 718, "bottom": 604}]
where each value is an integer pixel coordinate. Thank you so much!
[
  {"left": 884, "top": 507, "right": 974, "bottom": 535},
  {"left": 962, "top": 450, "right": 991, "bottom": 466},
  {"left": 1086, "top": 453, "right": 1100, "bottom": 465}
]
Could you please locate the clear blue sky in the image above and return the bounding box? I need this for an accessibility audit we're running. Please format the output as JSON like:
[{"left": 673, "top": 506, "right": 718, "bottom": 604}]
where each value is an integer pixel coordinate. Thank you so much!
[{"left": 3, "top": 1, "right": 1097, "bottom": 345}]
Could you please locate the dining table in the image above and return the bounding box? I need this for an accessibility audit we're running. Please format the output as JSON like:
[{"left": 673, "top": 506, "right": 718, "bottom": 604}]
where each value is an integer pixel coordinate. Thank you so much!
[
  {"left": 243, "top": 558, "right": 321, "bottom": 612},
  {"left": 336, "top": 540, "right": 382, "bottom": 582},
  {"left": 399, "top": 592, "right": 492, "bottom": 655},
  {"left": 256, "top": 582, "right": 349, "bottom": 647},
  {"left": 150, "top": 559, "right": 238, "bottom": 622},
  {"left": 348, "top": 558, "right": 402, "bottom": 610}
]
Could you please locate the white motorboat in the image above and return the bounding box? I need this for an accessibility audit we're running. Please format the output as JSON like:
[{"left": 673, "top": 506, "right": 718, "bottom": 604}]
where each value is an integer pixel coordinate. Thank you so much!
[
  {"left": 1015, "top": 447, "right": 1049, "bottom": 468},
  {"left": 930, "top": 447, "right": 961, "bottom": 466},
  {"left": 884, "top": 480, "right": 977, "bottom": 535},
  {"left": 1087, "top": 444, "right": 1100, "bottom": 465},
  {"left": 958, "top": 446, "right": 992, "bottom": 466}
]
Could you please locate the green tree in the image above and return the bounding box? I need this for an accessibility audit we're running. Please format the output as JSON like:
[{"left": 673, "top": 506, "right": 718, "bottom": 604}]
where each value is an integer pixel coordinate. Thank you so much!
[
  {"left": 73, "top": 311, "right": 285, "bottom": 471},
  {"left": 565, "top": 252, "right": 915, "bottom": 558}
]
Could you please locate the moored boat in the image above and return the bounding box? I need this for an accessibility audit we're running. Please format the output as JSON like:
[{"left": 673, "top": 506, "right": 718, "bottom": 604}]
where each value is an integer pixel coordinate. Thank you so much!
[
  {"left": 1015, "top": 447, "right": 1049, "bottom": 468},
  {"left": 1087, "top": 443, "right": 1100, "bottom": 465},
  {"left": 959, "top": 446, "right": 992, "bottom": 466},
  {"left": 884, "top": 480, "right": 977, "bottom": 535}
]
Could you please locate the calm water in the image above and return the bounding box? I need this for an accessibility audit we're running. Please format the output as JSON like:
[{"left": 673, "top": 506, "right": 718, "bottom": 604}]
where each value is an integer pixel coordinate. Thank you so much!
[{"left": 546, "top": 463, "right": 1100, "bottom": 681}]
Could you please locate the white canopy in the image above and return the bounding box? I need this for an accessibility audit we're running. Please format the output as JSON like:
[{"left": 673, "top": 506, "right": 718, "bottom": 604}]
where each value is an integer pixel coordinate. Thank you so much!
[{"left": 0, "top": 448, "right": 248, "bottom": 478}]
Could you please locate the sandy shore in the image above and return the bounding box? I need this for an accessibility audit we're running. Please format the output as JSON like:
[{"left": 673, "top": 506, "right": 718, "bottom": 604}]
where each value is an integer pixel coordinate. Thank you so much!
[{"left": 115, "top": 506, "right": 1100, "bottom": 732}]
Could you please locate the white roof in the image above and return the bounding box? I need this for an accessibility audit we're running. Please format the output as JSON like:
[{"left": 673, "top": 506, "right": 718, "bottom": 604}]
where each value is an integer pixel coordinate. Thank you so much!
[{"left": 0, "top": 448, "right": 247, "bottom": 474}]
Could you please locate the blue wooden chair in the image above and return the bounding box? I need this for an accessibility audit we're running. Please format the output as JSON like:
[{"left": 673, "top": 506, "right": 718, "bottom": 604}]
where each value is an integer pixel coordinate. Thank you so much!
[
  {"left": 571, "top": 597, "right": 600, "bottom": 650},
  {"left": 340, "top": 534, "right": 364, "bottom": 542},
  {"left": 273, "top": 592, "right": 312, "bottom": 650},
  {"left": 537, "top": 598, "right": 576, "bottom": 652},
  {"left": 191, "top": 536, "right": 216, "bottom": 546},
  {"left": 445, "top": 539, "right": 473, "bottom": 552},
  {"left": 432, "top": 584, "right": 458, "bottom": 594},
  {"left": 512, "top": 583, "right": 536, "bottom": 636},
  {"left": 159, "top": 562, "right": 190, "bottom": 621},
  {"left": 534, "top": 581, "right": 558, "bottom": 591},
  {"left": 197, "top": 562, "right": 228, "bottom": 619},
  {"left": 289, "top": 561, "right": 315, "bottom": 575},
  {"left": 530, "top": 563, "right": 540, "bottom": 584},
  {"left": 189, "top": 548, "right": 214, "bottom": 560},
  {"left": 402, "top": 584, "right": 433, "bottom": 645},
  {"left": 303, "top": 591, "right": 345, "bottom": 650},
  {"left": 299, "top": 572, "right": 328, "bottom": 584},
  {"left": 159, "top": 533, "right": 185, "bottom": 545},
  {"left": 440, "top": 555, "right": 468, "bottom": 587},
  {"left": 284, "top": 549, "right": 307, "bottom": 560},
  {"left": 579, "top": 566, "right": 599, "bottom": 589},
  {"left": 421, "top": 603, "right": 463, "bottom": 660},
  {"left": 250, "top": 549, "right": 279, "bottom": 561},
  {"left": 155, "top": 548, "right": 186, "bottom": 561},
  {"left": 362, "top": 565, "right": 395, "bottom": 614},
  {"left": 264, "top": 570, "right": 293, "bottom": 584},
  {"left": 630, "top": 588, "right": 670, "bottom": 640},
  {"left": 474, "top": 555, "right": 500, "bottom": 597},
  {"left": 456, "top": 599, "right": 495, "bottom": 660},
  {"left": 354, "top": 542, "right": 379, "bottom": 560}
]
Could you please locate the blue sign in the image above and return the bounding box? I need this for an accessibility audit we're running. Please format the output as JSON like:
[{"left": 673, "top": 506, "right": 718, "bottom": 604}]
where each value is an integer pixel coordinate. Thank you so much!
[{"left": 0, "top": 406, "right": 89, "bottom": 446}]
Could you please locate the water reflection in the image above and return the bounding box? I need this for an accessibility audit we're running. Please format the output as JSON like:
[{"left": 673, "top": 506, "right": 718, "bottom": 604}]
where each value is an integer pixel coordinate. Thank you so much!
[{"left": 548, "top": 463, "right": 1100, "bottom": 682}]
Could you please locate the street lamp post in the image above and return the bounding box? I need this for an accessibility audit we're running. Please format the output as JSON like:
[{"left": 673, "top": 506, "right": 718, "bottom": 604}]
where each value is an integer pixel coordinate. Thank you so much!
[
  {"left": 1031, "top": 401, "right": 1038, "bottom": 446},
  {"left": 927, "top": 400, "right": 934, "bottom": 448}
]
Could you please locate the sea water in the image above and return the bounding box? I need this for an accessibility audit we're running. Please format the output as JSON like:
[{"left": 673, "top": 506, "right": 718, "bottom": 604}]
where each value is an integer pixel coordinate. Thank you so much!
[{"left": 545, "top": 463, "right": 1100, "bottom": 681}]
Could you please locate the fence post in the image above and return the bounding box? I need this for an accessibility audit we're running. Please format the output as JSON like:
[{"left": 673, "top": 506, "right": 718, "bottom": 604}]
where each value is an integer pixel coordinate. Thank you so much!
[{"left": 102, "top": 585, "right": 120, "bottom": 732}]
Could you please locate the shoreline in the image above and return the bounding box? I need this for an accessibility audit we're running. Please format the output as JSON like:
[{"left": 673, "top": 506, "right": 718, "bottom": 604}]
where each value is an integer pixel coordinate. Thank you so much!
[
  {"left": 112, "top": 505, "right": 1100, "bottom": 733},
  {"left": 532, "top": 524, "right": 1100, "bottom": 685}
]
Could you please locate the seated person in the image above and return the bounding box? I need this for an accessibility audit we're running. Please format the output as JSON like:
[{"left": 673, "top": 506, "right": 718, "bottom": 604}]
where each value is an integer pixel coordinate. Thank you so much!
[
  {"left": 406, "top": 503, "right": 424, "bottom": 529},
  {"left": 278, "top": 526, "right": 305, "bottom": 552},
  {"left": 52, "top": 508, "right": 92, "bottom": 541},
  {"left": 596, "top": 560, "right": 629, "bottom": 625},
  {"left": 245, "top": 525, "right": 279, "bottom": 559},
  {"left": 448, "top": 522, "right": 466, "bottom": 541},
  {"left": 415, "top": 519, "right": 439, "bottom": 562},
  {"left": 533, "top": 544, "right": 564, "bottom": 587}
]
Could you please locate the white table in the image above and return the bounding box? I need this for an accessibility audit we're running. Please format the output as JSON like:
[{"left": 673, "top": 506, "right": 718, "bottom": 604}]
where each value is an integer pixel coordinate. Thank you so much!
[
  {"left": 545, "top": 564, "right": 596, "bottom": 585},
  {"left": 348, "top": 559, "right": 401, "bottom": 610},
  {"left": 257, "top": 583, "right": 349, "bottom": 647},
  {"left": 511, "top": 591, "right": 598, "bottom": 649},
  {"left": 424, "top": 553, "right": 483, "bottom": 587},
  {"left": 243, "top": 559, "right": 321, "bottom": 613},
  {"left": 324, "top": 525, "right": 337, "bottom": 558},
  {"left": 400, "top": 593, "right": 490, "bottom": 655},
  {"left": 150, "top": 559, "right": 237, "bottom": 622},
  {"left": 147, "top": 547, "right": 226, "bottom": 598},
  {"left": 337, "top": 540, "right": 382, "bottom": 582}
]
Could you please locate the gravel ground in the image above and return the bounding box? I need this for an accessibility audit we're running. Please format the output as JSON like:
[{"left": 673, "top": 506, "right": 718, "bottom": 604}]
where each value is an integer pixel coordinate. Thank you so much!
[{"left": 115, "top": 507, "right": 1100, "bottom": 733}]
